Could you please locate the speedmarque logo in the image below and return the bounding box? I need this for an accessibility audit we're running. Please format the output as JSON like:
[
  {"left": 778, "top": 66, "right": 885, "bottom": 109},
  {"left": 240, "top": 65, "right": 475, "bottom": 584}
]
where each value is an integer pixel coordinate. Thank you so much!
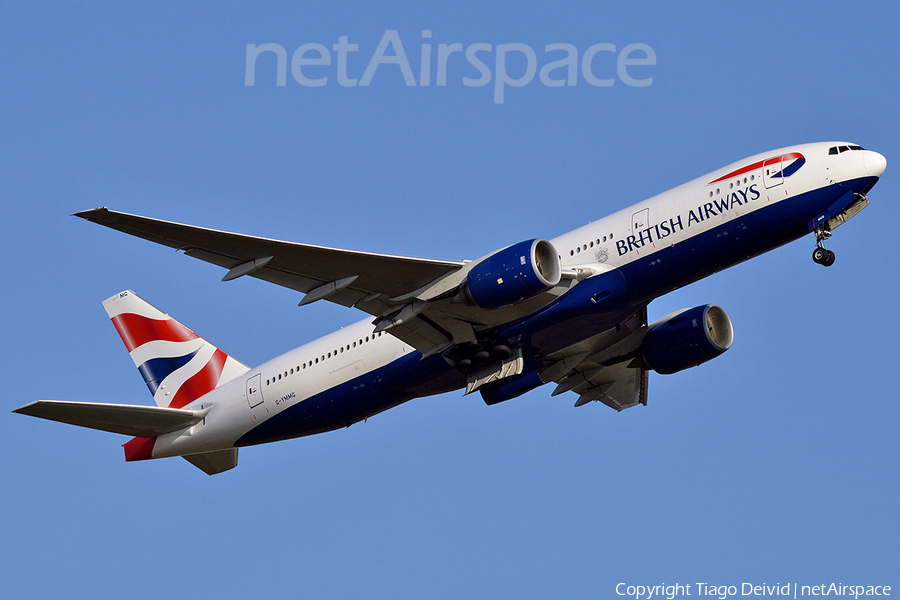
[{"left": 245, "top": 30, "right": 656, "bottom": 104}]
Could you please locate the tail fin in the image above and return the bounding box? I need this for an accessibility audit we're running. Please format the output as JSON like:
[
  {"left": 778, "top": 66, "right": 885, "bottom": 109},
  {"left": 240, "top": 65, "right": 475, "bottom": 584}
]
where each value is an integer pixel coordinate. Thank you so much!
[{"left": 103, "top": 290, "right": 249, "bottom": 408}]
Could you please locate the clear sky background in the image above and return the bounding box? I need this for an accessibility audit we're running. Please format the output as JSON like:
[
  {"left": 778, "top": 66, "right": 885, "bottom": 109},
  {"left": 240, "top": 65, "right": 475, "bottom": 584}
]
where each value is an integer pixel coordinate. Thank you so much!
[{"left": 2, "top": 2, "right": 897, "bottom": 599}]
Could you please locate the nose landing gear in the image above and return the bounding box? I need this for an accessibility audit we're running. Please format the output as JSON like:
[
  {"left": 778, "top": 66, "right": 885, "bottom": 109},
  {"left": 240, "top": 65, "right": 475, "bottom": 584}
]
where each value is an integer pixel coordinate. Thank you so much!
[
  {"left": 808, "top": 192, "right": 872, "bottom": 268},
  {"left": 812, "top": 224, "right": 835, "bottom": 267}
]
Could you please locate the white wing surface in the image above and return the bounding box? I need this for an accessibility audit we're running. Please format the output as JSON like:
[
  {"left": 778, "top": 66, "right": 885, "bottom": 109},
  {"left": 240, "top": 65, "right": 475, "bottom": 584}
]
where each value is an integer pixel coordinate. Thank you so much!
[
  {"left": 14, "top": 400, "right": 210, "bottom": 437},
  {"left": 75, "top": 208, "right": 574, "bottom": 356}
]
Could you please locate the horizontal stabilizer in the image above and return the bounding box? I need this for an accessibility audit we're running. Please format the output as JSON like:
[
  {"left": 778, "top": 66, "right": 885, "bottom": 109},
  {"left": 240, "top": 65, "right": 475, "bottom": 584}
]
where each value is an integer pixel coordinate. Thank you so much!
[
  {"left": 183, "top": 449, "right": 239, "bottom": 475},
  {"left": 14, "top": 400, "right": 211, "bottom": 437}
]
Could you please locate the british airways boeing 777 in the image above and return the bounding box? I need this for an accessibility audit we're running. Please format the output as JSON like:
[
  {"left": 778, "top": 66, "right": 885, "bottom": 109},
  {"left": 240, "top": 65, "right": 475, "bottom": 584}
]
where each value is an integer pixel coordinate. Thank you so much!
[{"left": 15, "top": 142, "right": 886, "bottom": 474}]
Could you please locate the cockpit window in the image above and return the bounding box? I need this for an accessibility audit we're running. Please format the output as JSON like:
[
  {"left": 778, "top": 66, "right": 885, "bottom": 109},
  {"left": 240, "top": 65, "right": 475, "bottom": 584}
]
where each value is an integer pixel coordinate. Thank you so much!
[{"left": 828, "top": 145, "right": 865, "bottom": 155}]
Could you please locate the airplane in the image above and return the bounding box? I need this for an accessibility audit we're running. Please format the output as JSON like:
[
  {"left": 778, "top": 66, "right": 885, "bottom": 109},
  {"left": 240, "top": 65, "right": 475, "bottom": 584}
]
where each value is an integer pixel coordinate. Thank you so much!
[{"left": 15, "top": 141, "right": 886, "bottom": 474}]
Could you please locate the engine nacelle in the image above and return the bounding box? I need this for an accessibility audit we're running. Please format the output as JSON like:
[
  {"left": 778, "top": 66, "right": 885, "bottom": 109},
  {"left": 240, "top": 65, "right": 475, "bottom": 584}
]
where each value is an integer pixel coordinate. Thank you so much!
[
  {"left": 459, "top": 239, "right": 562, "bottom": 310},
  {"left": 480, "top": 369, "right": 543, "bottom": 406},
  {"left": 641, "top": 305, "right": 734, "bottom": 375}
]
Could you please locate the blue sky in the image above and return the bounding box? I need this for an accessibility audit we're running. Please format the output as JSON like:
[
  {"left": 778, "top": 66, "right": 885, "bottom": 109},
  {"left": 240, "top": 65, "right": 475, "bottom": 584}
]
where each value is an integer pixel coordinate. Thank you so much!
[{"left": 2, "top": 2, "right": 898, "bottom": 599}]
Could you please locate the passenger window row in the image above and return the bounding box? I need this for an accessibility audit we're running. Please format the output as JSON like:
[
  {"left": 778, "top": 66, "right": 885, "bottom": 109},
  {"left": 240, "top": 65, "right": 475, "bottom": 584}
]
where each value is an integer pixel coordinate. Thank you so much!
[
  {"left": 569, "top": 235, "right": 614, "bottom": 256},
  {"left": 266, "top": 332, "right": 385, "bottom": 386}
]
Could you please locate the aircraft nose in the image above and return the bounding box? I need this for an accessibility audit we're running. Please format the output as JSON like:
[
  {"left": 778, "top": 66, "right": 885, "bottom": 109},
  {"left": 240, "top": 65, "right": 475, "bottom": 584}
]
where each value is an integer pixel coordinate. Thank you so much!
[{"left": 864, "top": 150, "right": 887, "bottom": 178}]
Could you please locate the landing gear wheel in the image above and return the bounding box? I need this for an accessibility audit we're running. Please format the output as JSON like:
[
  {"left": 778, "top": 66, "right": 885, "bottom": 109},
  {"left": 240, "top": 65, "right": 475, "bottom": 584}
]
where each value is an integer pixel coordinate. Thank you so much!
[
  {"left": 474, "top": 349, "right": 491, "bottom": 366},
  {"left": 812, "top": 247, "right": 827, "bottom": 264},
  {"left": 456, "top": 358, "right": 473, "bottom": 374},
  {"left": 812, "top": 247, "right": 835, "bottom": 267},
  {"left": 491, "top": 345, "right": 512, "bottom": 361}
]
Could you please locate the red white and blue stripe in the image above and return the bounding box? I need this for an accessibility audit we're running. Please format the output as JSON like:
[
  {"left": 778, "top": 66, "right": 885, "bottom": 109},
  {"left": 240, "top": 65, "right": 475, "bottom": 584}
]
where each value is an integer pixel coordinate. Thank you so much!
[
  {"left": 708, "top": 152, "right": 806, "bottom": 184},
  {"left": 103, "top": 290, "right": 248, "bottom": 410}
]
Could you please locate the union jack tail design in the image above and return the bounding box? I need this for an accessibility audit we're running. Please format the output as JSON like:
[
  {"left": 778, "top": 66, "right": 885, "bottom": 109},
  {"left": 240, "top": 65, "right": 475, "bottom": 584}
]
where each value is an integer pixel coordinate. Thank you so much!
[{"left": 103, "top": 290, "right": 250, "bottom": 409}]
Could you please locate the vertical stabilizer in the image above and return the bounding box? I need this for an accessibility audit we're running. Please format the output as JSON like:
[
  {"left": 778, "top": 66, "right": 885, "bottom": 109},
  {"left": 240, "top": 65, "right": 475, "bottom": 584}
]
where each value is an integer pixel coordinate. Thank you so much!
[{"left": 103, "top": 290, "right": 250, "bottom": 408}]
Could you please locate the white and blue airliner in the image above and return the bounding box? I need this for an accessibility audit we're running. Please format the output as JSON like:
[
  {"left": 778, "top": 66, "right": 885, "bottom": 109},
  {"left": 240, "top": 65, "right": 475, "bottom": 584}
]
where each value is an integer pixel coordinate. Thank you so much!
[{"left": 15, "top": 142, "right": 886, "bottom": 474}]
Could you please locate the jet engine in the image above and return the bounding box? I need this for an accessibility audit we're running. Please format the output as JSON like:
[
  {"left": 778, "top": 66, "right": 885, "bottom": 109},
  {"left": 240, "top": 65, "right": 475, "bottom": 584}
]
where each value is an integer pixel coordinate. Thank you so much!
[
  {"left": 641, "top": 305, "right": 734, "bottom": 375},
  {"left": 457, "top": 239, "right": 562, "bottom": 309}
]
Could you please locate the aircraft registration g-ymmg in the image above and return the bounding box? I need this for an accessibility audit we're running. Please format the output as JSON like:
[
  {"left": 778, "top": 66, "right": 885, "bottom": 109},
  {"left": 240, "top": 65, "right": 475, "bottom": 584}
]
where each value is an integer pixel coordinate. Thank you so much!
[{"left": 15, "top": 142, "right": 886, "bottom": 474}]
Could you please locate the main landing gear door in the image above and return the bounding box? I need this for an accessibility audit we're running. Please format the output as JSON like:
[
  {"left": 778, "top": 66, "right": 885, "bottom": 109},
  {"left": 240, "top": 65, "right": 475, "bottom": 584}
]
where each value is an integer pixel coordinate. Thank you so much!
[{"left": 246, "top": 373, "right": 264, "bottom": 408}]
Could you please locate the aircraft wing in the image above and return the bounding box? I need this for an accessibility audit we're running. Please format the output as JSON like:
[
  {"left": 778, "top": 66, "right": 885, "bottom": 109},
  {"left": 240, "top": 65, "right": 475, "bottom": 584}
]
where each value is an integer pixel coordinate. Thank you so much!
[
  {"left": 540, "top": 308, "right": 650, "bottom": 410},
  {"left": 75, "top": 208, "right": 579, "bottom": 356},
  {"left": 565, "top": 361, "right": 649, "bottom": 410},
  {"left": 76, "top": 208, "right": 482, "bottom": 353},
  {"left": 75, "top": 208, "right": 464, "bottom": 309}
]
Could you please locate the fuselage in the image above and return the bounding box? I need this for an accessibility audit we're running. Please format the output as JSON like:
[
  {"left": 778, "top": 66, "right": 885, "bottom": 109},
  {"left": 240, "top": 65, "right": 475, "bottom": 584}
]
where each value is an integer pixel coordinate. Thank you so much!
[{"left": 147, "top": 142, "right": 885, "bottom": 459}]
